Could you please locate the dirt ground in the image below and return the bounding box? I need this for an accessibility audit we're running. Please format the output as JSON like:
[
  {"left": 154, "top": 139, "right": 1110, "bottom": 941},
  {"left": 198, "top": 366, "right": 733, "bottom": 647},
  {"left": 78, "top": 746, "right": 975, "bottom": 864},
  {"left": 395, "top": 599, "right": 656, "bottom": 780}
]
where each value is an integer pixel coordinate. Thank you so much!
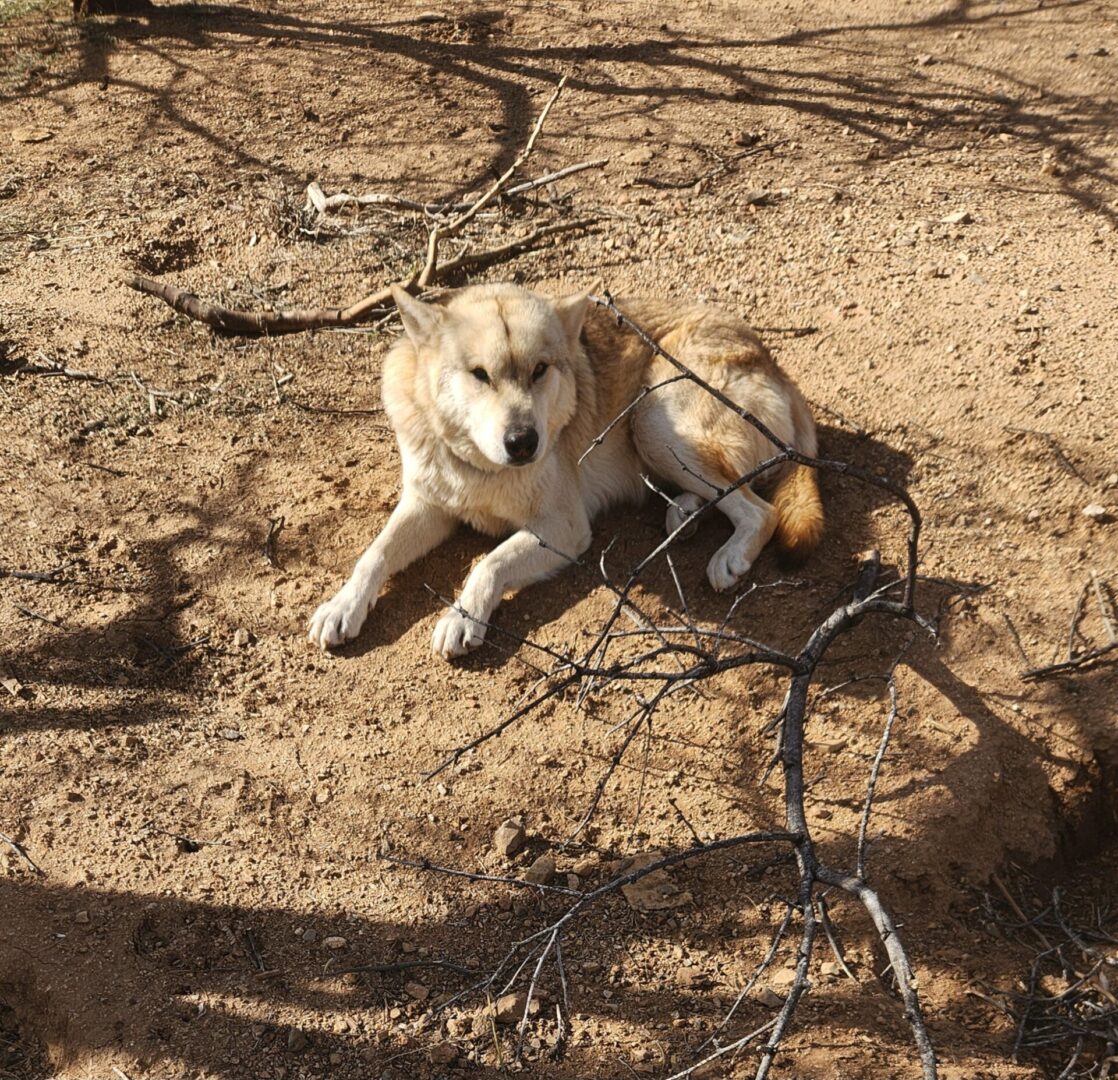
[{"left": 2, "top": 1, "right": 1117, "bottom": 1078}]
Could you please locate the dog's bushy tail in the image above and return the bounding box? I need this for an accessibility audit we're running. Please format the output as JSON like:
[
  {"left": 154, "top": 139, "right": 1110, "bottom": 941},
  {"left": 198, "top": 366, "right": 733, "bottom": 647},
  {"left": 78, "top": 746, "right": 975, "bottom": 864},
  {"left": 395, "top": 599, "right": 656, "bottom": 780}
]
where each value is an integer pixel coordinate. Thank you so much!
[
  {"left": 772, "top": 464, "right": 824, "bottom": 562},
  {"left": 772, "top": 391, "right": 824, "bottom": 563}
]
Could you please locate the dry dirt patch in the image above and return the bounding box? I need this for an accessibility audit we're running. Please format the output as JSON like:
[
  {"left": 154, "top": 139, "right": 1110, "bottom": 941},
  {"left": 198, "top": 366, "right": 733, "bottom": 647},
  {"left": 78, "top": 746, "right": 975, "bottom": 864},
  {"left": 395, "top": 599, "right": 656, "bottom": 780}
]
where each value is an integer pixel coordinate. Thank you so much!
[{"left": 1, "top": 1, "right": 1117, "bottom": 1078}]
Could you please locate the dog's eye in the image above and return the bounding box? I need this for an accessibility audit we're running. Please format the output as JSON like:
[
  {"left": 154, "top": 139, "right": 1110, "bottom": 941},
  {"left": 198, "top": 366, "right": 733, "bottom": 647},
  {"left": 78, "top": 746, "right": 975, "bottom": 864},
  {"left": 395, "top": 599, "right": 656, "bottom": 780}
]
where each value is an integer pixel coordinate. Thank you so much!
[
  {"left": 471, "top": 367, "right": 490, "bottom": 384},
  {"left": 531, "top": 362, "right": 549, "bottom": 382}
]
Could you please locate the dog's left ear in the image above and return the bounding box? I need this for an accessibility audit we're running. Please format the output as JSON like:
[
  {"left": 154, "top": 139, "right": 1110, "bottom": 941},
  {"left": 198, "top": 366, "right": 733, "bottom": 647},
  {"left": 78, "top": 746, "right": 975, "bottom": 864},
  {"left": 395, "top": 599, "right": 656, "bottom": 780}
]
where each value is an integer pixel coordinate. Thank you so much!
[
  {"left": 392, "top": 285, "right": 445, "bottom": 349},
  {"left": 553, "top": 292, "right": 589, "bottom": 343}
]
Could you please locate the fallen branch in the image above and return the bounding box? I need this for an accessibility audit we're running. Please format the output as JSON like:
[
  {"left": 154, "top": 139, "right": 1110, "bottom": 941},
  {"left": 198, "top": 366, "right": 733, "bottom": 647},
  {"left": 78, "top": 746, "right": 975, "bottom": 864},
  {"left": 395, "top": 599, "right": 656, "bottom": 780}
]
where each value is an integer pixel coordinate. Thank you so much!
[
  {"left": 126, "top": 76, "right": 591, "bottom": 337},
  {"left": 124, "top": 218, "right": 597, "bottom": 337},
  {"left": 1021, "top": 640, "right": 1118, "bottom": 681},
  {"left": 380, "top": 305, "right": 941, "bottom": 1077},
  {"left": 305, "top": 158, "right": 608, "bottom": 218}
]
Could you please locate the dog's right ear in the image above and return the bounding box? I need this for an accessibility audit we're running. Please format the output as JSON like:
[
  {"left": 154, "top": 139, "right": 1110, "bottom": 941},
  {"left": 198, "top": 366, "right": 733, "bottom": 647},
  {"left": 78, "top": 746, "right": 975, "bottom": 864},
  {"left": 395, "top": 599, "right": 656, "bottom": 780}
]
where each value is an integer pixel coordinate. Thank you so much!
[{"left": 392, "top": 286, "right": 444, "bottom": 348}]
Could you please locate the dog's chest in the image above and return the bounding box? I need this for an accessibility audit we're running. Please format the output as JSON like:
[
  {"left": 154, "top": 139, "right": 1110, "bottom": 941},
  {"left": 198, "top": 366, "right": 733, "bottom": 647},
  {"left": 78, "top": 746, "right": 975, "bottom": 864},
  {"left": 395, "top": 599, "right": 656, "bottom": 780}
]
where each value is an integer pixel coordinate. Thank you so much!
[{"left": 408, "top": 448, "right": 543, "bottom": 536}]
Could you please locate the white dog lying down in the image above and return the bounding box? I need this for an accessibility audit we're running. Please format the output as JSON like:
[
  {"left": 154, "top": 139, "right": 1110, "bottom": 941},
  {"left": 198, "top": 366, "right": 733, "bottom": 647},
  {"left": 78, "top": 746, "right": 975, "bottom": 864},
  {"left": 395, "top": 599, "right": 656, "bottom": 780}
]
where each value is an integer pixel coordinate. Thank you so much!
[{"left": 308, "top": 283, "right": 823, "bottom": 659}]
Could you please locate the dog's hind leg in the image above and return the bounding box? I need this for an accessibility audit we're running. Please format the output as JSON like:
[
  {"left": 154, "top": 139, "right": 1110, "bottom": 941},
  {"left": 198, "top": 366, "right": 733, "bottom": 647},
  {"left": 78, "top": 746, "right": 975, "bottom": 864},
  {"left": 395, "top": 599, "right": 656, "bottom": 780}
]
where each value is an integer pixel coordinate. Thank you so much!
[
  {"left": 665, "top": 492, "right": 704, "bottom": 539},
  {"left": 633, "top": 386, "right": 779, "bottom": 593}
]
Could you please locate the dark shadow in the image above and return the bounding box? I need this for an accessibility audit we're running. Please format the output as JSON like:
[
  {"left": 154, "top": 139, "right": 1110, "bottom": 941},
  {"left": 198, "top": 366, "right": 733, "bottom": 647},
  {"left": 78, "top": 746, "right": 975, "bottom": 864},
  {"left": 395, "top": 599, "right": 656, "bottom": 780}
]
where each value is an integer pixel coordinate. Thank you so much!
[{"left": 3, "top": 0, "right": 1113, "bottom": 219}]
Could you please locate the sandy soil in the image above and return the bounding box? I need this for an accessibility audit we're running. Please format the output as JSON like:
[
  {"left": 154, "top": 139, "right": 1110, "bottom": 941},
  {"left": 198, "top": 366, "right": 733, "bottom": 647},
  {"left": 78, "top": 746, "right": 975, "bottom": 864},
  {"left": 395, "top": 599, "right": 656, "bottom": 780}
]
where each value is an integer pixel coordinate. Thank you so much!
[{"left": 1, "top": 1, "right": 1116, "bottom": 1078}]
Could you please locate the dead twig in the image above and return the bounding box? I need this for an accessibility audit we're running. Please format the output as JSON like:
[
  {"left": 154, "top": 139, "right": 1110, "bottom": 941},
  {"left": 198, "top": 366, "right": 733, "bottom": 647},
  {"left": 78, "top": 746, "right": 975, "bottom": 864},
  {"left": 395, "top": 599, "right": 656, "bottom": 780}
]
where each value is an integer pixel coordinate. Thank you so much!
[
  {"left": 0, "top": 831, "right": 43, "bottom": 874},
  {"left": 1021, "top": 641, "right": 1118, "bottom": 681}
]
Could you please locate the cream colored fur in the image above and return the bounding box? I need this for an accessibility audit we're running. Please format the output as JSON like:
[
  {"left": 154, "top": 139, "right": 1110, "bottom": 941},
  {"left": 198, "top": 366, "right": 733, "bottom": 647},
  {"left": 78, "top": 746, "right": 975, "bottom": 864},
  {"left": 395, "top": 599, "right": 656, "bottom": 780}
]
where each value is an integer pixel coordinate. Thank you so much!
[{"left": 307, "top": 283, "right": 822, "bottom": 659}]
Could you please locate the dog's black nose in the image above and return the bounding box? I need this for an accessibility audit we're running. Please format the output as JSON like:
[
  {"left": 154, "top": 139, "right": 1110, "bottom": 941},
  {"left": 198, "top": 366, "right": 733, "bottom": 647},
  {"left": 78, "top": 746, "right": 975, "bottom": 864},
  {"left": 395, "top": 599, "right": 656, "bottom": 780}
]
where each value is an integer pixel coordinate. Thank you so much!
[{"left": 504, "top": 426, "right": 539, "bottom": 463}]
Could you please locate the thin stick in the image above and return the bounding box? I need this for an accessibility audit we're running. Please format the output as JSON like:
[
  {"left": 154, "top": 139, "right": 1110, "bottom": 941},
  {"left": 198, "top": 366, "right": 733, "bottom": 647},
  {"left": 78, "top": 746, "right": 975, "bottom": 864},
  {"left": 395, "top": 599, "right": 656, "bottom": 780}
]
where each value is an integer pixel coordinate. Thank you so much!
[
  {"left": 856, "top": 678, "right": 899, "bottom": 882},
  {"left": 1022, "top": 640, "right": 1118, "bottom": 681},
  {"left": 309, "top": 158, "right": 608, "bottom": 217},
  {"left": 1092, "top": 570, "right": 1117, "bottom": 642},
  {"left": 0, "top": 831, "right": 43, "bottom": 874},
  {"left": 418, "top": 75, "right": 569, "bottom": 288}
]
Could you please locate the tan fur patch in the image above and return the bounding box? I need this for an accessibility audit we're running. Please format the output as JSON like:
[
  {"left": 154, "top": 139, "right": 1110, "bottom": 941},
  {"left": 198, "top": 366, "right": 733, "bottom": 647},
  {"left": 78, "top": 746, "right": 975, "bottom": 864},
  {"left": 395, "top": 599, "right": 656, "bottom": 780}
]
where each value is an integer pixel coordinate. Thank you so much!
[
  {"left": 772, "top": 465, "right": 825, "bottom": 562},
  {"left": 697, "top": 439, "right": 738, "bottom": 487}
]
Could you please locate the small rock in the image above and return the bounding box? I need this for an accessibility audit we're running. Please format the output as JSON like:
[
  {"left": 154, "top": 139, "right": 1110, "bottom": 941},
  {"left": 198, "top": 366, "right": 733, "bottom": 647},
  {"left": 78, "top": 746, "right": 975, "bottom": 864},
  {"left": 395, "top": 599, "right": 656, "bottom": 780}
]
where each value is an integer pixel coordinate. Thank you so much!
[
  {"left": 757, "top": 988, "right": 784, "bottom": 1008},
  {"left": 301, "top": 928, "right": 318, "bottom": 943},
  {"left": 620, "top": 853, "right": 693, "bottom": 912},
  {"left": 11, "top": 127, "right": 54, "bottom": 144},
  {"left": 74, "top": 910, "right": 91, "bottom": 924},
  {"left": 323, "top": 936, "right": 347, "bottom": 950},
  {"left": 806, "top": 737, "right": 848, "bottom": 754},
  {"left": 232, "top": 627, "right": 250, "bottom": 647},
  {"left": 914, "top": 52, "right": 936, "bottom": 65},
  {"left": 218, "top": 727, "right": 243, "bottom": 741},
  {"left": 428, "top": 1041, "right": 457, "bottom": 1066},
  {"left": 405, "top": 981, "right": 429, "bottom": 1002},
  {"left": 770, "top": 967, "right": 798, "bottom": 988},
  {"left": 820, "top": 960, "right": 840, "bottom": 976},
  {"left": 523, "top": 854, "right": 555, "bottom": 885},
  {"left": 494, "top": 991, "right": 537, "bottom": 1024},
  {"left": 314, "top": 787, "right": 332, "bottom": 805},
  {"left": 732, "top": 129, "right": 761, "bottom": 147},
  {"left": 286, "top": 1029, "right": 308, "bottom": 1052},
  {"left": 329, "top": 1052, "right": 343, "bottom": 1066},
  {"left": 622, "top": 146, "right": 654, "bottom": 165},
  {"left": 1104, "top": 473, "right": 1118, "bottom": 489},
  {"left": 940, "top": 209, "right": 972, "bottom": 225},
  {"left": 1025, "top": 509, "right": 1042, "bottom": 524},
  {"left": 1083, "top": 503, "right": 1110, "bottom": 522},
  {"left": 493, "top": 817, "right": 526, "bottom": 858}
]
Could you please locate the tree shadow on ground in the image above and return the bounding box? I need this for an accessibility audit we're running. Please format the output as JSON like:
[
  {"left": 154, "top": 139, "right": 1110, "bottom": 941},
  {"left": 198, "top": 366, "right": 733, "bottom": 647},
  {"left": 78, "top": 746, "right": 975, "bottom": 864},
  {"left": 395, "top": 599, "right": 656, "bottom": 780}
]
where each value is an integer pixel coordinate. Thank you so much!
[{"left": 4, "top": 0, "right": 1113, "bottom": 219}]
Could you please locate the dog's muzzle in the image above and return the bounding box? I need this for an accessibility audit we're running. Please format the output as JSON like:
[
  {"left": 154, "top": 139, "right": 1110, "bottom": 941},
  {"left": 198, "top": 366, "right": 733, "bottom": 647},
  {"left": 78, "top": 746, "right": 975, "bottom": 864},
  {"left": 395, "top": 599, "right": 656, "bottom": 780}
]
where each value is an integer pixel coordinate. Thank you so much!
[{"left": 504, "top": 426, "right": 539, "bottom": 465}]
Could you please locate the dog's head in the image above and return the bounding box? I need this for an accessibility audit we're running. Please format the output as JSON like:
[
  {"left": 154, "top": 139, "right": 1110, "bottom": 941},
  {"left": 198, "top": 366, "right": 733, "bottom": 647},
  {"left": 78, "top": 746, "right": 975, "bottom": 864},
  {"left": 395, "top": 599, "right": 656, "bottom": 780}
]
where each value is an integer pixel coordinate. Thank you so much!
[{"left": 391, "top": 284, "right": 586, "bottom": 471}]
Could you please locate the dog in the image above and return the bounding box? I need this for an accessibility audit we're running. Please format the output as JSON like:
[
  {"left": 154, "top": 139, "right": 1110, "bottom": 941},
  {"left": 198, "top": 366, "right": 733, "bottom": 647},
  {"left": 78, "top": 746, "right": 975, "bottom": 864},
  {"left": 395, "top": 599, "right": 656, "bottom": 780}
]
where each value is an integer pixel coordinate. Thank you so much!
[{"left": 307, "top": 283, "right": 823, "bottom": 659}]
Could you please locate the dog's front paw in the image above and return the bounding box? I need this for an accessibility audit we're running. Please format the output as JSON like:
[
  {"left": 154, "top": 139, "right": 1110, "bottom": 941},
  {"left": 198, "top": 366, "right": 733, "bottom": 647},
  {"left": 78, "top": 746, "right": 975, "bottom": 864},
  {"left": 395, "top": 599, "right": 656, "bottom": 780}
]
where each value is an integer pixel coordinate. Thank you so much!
[
  {"left": 432, "top": 608, "right": 487, "bottom": 659},
  {"left": 307, "top": 586, "right": 370, "bottom": 650},
  {"left": 707, "top": 542, "right": 754, "bottom": 593}
]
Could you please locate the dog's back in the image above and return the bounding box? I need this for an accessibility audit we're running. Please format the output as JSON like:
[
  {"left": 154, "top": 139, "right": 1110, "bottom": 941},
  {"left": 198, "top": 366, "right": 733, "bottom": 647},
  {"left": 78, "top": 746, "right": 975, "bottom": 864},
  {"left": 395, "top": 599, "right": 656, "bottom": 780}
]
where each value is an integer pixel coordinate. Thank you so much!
[{"left": 572, "top": 297, "right": 824, "bottom": 570}]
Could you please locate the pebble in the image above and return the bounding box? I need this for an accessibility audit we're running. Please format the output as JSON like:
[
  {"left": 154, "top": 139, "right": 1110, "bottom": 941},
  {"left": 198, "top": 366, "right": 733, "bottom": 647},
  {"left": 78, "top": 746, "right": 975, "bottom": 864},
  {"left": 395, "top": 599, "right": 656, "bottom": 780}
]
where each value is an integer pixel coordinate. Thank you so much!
[
  {"left": 1083, "top": 503, "right": 1109, "bottom": 522},
  {"left": 405, "top": 981, "right": 429, "bottom": 1002},
  {"left": 302, "top": 928, "right": 318, "bottom": 943},
  {"left": 523, "top": 854, "right": 555, "bottom": 885},
  {"left": 314, "top": 787, "right": 332, "bottom": 805},
  {"left": 494, "top": 991, "right": 537, "bottom": 1024},
  {"left": 74, "top": 910, "right": 90, "bottom": 924},
  {"left": 757, "top": 988, "right": 784, "bottom": 1008},
  {"left": 232, "top": 627, "right": 250, "bottom": 647},
  {"left": 493, "top": 816, "right": 526, "bottom": 857},
  {"left": 940, "top": 209, "right": 972, "bottom": 225},
  {"left": 429, "top": 1042, "right": 457, "bottom": 1066},
  {"left": 1025, "top": 509, "right": 1042, "bottom": 523},
  {"left": 1105, "top": 473, "right": 1118, "bottom": 489},
  {"left": 323, "top": 936, "right": 347, "bottom": 950},
  {"left": 286, "top": 1029, "right": 308, "bottom": 1052}
]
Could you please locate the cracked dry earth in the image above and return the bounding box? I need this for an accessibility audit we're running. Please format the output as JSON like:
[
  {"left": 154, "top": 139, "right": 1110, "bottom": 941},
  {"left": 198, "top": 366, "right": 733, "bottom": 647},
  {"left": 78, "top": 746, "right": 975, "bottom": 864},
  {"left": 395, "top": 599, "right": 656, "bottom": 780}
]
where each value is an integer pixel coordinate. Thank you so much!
[{"left": 1, "top": 1, "right": 1117, "bottom": 1078}]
